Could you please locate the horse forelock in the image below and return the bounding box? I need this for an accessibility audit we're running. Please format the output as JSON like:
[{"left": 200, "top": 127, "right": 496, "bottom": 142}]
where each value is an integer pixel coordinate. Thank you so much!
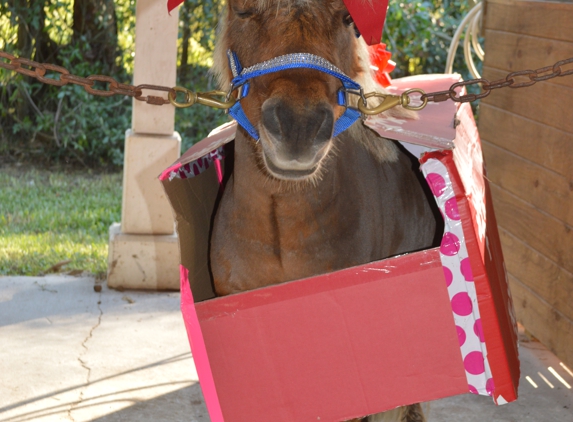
[
  {"left": 213, "top": 0, "right": 375, "bottom": 90},
  {"left": 248, "top": 0, "right": 374, "bottom": 10}
]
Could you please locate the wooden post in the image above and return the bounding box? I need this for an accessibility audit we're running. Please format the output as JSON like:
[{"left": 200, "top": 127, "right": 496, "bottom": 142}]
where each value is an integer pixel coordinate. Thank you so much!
[{"left": 107, "top": 0, "right": 181, "bottom": 290}]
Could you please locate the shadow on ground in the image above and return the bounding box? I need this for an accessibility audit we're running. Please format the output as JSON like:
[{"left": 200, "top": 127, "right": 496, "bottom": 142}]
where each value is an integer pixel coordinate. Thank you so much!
[{"left": 85, "top": 384, "right": 209, "bottom": 422}]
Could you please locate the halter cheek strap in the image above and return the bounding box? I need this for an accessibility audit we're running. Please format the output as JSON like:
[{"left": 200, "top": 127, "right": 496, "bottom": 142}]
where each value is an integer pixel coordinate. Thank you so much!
[{"left": 227, "top": 51, "right": 362, "bottom": 141}]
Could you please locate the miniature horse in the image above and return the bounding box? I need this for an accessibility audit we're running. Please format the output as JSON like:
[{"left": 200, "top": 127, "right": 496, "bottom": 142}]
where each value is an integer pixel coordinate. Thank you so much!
[{"left": 209, "top": 1, "right": 439, "bottom": 421}]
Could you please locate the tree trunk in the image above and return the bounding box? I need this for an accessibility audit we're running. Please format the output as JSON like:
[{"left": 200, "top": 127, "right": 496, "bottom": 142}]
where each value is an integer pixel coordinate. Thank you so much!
[
  {"left": 72, "top": 0, "right": 119, "bottom": 72},
  {"left": 15, "top": 0, "right": 32, "bottom": 57},
  {"left": 179, "top": 4, "right": 191, "bottom": 83}
]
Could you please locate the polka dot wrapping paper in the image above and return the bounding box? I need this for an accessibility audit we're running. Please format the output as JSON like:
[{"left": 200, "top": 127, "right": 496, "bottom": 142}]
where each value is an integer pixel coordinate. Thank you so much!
[
  {"left": 418, "top": 100, "right": 520, "bottom": 406},
  {"left": 422, "top": 158, "right": 495, "bottom": 398}
]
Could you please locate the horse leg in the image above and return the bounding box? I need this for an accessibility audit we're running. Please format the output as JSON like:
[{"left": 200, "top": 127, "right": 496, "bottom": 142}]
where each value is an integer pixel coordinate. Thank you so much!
[
  {"left": 401, "top": 404, "right": 426, "bottom": 422},
  {"left": 362, "top": 404, "right": 425, "bottom": 422}
]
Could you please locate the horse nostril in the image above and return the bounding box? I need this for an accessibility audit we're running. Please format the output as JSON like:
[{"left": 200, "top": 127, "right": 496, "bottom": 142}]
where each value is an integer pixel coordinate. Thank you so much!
[
  {"left": 261, "top": 99, "right": 334, "bottom": 150},
  {"left": 314, "top": 104, "right": 335, "bottom": 143},
  {"left": 261, "top": 98, "right": 290, "bottom": 140}
]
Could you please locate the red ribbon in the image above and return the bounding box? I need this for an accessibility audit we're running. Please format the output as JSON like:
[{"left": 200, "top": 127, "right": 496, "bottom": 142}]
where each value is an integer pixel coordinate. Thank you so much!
[
  {"left": 167, "top": 0, "right": 392, "bottom": 83},
  {"left": 343, "top": 0, "right": 389, "bottom": 45},
  {"left": 167, "top": 0, "right": 184, "bottom": 13},
  {"left": 368, "top": 43, "right": 395, "bottom": 87},
  {"left": 168, "top": 1, "right": 388, "bottom": 45}
]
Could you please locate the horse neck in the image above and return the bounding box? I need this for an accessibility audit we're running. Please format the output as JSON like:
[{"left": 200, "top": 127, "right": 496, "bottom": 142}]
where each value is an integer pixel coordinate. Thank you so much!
[{"left": 231, "top": 131, "right": 341, "bottom": 212}]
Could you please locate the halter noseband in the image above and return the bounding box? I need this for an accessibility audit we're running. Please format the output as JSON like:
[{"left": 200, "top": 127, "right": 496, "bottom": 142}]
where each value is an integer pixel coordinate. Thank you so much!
[{"left": 227, "top": 51, "right": 363, "bottom": 141}]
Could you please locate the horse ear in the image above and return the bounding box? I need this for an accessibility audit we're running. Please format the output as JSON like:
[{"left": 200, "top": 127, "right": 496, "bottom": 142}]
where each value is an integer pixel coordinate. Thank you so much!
[{"left": 342, "top": 0, "right": 389, "bottom": 45}]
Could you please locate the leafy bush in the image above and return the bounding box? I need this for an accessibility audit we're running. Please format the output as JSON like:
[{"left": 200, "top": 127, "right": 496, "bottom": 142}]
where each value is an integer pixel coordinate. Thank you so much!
[
  {"left": 0, "top": 0, "right": 133, "bottom": 168},
  {"left": 384, "top": 0, "right": 476, "bottom": 78},
  {"left": 0, "top": 66, "right": 130, "bottom": 168},
  {"left": 0, "top": 0, "right": 477, "bottom": 169}
]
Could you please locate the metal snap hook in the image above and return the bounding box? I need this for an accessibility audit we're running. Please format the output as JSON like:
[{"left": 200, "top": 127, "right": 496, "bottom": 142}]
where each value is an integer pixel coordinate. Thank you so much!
[
  {"left": 357, "top": 92, "right": 402, "bottom": 115},
  {"left": 169, "top": 86, "right": 197, "bottom": 108},
  {"left": 400, "top": 88, "right": 428, "bottom": 111}
]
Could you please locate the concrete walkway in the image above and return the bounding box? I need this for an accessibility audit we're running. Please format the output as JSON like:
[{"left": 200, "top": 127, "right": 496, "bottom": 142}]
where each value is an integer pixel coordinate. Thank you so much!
[{"left": 0, "top": 275, "right": 571, "bottom": 421}]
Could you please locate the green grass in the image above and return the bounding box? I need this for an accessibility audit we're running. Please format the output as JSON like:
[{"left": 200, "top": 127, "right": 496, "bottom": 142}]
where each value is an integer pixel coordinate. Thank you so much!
[{"left": 0, "top": 168, "right": 122, "bottom": 277}]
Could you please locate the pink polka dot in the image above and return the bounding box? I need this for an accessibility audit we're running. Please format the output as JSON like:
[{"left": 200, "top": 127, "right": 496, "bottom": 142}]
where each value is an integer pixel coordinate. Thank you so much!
[
  {"left": 445, "top": 197, "right": 460, "bottom": 220},
  {"left": 451, "top": 292, "right": 473, "bottom": 316},
  {"left": 426, "top": 173, "right": 447, "bottom": 197},
  {"left": 468, "top": 384, "right": 478, "bottom": 394},
  {"left": 460, "top": 258, "right": 473, "bottom": 281},
  {"left": 474, "top": 319, "right": 485, "bottom": 342},
  {"left": 486, "top": 378, "right": 495, "bottom": 396},
  {"left": 443, "top": 266, "right": 453, "bottom": 287},
  {"left": 456, "top": 325, "right": 466, "bottom": 346},
  {"left": 440, "top": 232, "right": 460, "bottom": 256},
  {"left": 464, "top": 351, "right": 485, "bottom": 375}
]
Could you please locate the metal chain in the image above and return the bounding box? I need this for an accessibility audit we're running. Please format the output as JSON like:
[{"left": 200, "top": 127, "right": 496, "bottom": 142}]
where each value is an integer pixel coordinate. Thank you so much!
[
  {"left": 1, "top": 50, "right": 572, "bottom": 113},
  {"left": 421, "top": 57, "right": 573, "bottom": 105},
  {"left": 0, "top": 50, "right": 176, "bottom": 106}
]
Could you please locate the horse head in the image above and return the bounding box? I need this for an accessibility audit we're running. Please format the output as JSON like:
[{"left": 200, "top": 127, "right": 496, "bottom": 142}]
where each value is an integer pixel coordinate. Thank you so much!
[{"left": 215, "top": 0, "right": 366, "bottom": 181}]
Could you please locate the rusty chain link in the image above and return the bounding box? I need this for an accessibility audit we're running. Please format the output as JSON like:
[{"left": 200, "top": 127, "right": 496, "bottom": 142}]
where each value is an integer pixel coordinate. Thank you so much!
[
  {"left": 0, "top": 50, "right": 175, "bottom": 106},
  {"left": 421, "top": 57, "right": 573, "bottom": 105},
  {"left": 1, "top": 50, "right": 573, "bottom": 112}
]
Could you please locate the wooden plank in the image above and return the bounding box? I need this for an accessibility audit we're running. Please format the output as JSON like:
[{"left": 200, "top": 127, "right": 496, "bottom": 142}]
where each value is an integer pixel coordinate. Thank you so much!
[
  {"left": 483, "top": 30, "right": 573, "bottom": 89},
  {"left": 481, "top": 67, "right": 573, "bottom": 134},
  {"left": 485, "top": 0, "right": 573, "bottom": 43},
  {"left": 489, "top": 184, "right": 573, "bottom": 274},
  {"left": 478, "top": 105, "right": 573, "bottom": 180},
  {"left": 509, "top": 274, "right": 573, "bottom": 369},
  {"left": 482, "top": 141, "right": 573, "bottom": 226},
  {"left": 500, "top": 228, "right": 573, "bottom": 321}
]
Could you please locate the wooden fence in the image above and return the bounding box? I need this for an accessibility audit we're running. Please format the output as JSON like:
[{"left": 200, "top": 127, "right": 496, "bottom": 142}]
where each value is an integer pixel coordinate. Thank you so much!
[{"left": 479, "top": 0, "right": 573, "bottom": 367}]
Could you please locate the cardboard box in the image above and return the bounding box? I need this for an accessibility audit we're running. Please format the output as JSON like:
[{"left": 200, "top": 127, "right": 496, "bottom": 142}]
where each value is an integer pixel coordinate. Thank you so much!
[{"left": 159, "top": 75, "right": 520, "bottom": 421}]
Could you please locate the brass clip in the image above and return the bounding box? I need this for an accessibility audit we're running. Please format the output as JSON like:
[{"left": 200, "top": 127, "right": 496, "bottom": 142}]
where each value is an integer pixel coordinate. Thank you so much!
[
  {"left": 357, "top": 92, "right": 402, "bottom": 115},
  {"left": 169, "top": 87, "right": 236, "bottom": 109},
  {"left": 196, "top": 90, "right": 236, "bottom": 110},
  {"left": 357, "top": 88, "right": 428, "bottom": 115},
  {"left": 401, "top": 88, "right": 428, "bottom": 111}
]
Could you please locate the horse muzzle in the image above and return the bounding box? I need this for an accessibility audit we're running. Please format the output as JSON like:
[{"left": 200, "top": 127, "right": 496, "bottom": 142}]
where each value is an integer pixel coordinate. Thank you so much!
[
  {"left": 259, "top": 98, "right": 334, "bottom": 180},
  {"left": 226, "top": 51, "right": 362, "bottom": 143}
]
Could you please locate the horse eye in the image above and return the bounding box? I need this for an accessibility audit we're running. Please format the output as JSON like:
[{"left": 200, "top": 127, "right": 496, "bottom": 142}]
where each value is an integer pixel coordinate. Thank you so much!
[
  {"left": 343, "top": 13, "right": 361, "bottom": 38},
  {"left": 234, "top": 8, "right": 255, "bottom": 19}
]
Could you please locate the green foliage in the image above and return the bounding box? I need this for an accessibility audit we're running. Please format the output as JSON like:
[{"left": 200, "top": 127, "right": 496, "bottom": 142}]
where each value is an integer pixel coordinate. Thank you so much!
[
  {"left": 174, "top": 64, "right": 230, "bottom": 153},
  {"left": 0, "top": 168, "right": 122, "bottom": 276},
  {"left": 384, "top": 0, "right": 479, "bottom": 80},
  {"left": 0, "top": 0, "right": 479, "bottom": 168},
  {"left": 176, "top": 0, "right": 229, "bottom": 152},
  {"left": 179, "top": 0, "right": 223, "bottom": 54},
  {"left": 0, "top": 0, "right": 134, "bottom": 169}
]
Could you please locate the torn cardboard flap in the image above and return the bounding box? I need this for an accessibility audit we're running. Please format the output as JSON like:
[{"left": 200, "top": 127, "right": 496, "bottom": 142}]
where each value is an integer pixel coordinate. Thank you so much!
[
  {"left": 365, "top": 74, "right": 462, "bottom": 155},
  {"left": 159, "top": 121, "right": 235, "bottom": 182}
]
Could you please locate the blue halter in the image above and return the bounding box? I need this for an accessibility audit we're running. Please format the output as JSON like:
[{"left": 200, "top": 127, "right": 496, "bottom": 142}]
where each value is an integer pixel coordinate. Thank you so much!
[{"left": 226, "top": 51, "right": 363, "bottom": 141}]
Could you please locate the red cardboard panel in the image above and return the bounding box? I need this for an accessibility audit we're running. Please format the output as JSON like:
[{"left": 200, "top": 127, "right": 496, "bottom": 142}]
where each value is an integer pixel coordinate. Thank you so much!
[
  {"left": 195, "top": 249, "right": 468, "bottom": 421},
  {"left": 162, "top": 75, "right": 520, "bottom": 421},
  {"left": 426, "top": 102, "right": 520, "bottom": 404}
]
